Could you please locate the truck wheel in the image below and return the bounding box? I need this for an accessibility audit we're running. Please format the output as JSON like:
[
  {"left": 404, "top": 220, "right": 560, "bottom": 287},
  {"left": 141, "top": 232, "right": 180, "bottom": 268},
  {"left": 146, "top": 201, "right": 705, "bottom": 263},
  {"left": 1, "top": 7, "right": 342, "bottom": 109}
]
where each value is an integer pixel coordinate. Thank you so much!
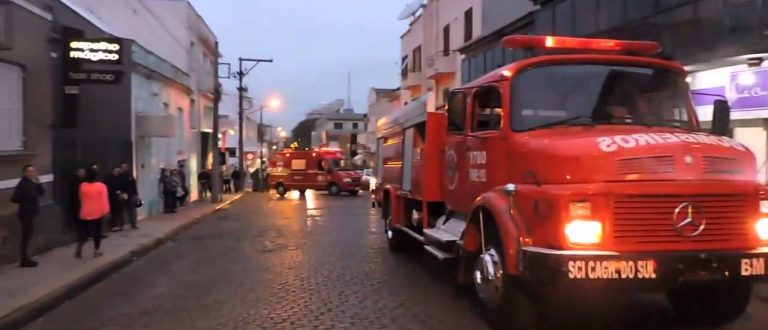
[
  {"left": 275, "top": 184, "right": 287, "bottom": 197},
  {"left": 666, "top": 281, "right": 752, "bottom": 325},
  {"left": 328, "top": 183, "right": 341, "bottom": 196},
  {"left": 474, "top": 224, "right": 538, "bottom": 330},
  {"left": 348, "top": 190, "right": 360, "bottom": 196}
]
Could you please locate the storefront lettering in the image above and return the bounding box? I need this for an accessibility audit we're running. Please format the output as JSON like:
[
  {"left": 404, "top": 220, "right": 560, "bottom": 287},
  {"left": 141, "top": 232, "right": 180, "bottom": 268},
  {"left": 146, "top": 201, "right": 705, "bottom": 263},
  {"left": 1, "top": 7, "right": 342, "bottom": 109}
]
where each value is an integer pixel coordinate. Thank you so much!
[{"left": 67, "top": 40, "right": 122, "bottom": 63}]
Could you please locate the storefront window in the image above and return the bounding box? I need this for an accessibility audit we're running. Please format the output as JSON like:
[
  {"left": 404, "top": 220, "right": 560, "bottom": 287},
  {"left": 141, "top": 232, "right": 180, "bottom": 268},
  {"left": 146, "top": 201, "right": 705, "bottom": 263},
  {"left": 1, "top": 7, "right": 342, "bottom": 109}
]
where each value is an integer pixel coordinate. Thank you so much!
[
  {"left": 535, "top": 7, "right": 553, "bottom": 35},
  {"left": 726, "top": 0, "right": 760, "bottom": 31},
  {"left": 598, "top": 0, "right": 624, "bottom": 30},
  {"left": 0, "top": 5, "right": 10, "bottom": 49},
  {"left": 659, "top": 0, "right": 692, "bottom": 10},
  {"left": 624, "top": 0, "right": 655, "bottom": 22},
  {"left": 485, "top": 49, "right": 494, "bottom": 72},
  {"left": 574, "top": 0, "right": 597, "bottom": 36},
  {"left": 555, "top": 0, "right": 573, "bottom": 36},
  {"left": 461, "top": 59, "right": 470, "bottom": 84},
  {"left": 698, "top": 0, "right": 724, "bottom": 20}
]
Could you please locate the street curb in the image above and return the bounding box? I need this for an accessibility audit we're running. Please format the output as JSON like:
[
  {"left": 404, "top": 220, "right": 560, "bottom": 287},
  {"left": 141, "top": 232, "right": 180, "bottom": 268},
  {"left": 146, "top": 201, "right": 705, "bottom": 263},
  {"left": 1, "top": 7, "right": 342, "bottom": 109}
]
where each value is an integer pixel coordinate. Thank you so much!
[{"left": 0, "top": 194, "right": 244, "bottom": 330}]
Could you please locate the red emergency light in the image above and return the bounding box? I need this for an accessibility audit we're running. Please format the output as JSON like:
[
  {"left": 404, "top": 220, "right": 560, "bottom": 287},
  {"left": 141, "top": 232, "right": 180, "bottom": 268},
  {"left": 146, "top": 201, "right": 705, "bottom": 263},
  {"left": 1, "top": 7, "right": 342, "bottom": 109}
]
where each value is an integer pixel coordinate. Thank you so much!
[{"left": 501, "top": 35, "right": 662, "bottom": 55}]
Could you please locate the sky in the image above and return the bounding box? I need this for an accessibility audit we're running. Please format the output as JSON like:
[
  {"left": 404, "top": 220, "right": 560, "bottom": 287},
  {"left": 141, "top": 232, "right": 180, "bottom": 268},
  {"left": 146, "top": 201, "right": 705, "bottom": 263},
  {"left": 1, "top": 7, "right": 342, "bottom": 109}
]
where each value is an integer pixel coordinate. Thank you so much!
[{"left": 188, "top": 0, "right": 409, "bottom": 130}]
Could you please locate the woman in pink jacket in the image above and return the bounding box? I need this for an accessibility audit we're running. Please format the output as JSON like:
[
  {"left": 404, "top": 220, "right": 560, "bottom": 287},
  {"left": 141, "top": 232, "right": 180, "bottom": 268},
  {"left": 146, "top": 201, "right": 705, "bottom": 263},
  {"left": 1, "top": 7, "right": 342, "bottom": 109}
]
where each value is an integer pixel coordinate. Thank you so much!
[{"left": 76, "top": 168, "right": 110, "bottom": 258}]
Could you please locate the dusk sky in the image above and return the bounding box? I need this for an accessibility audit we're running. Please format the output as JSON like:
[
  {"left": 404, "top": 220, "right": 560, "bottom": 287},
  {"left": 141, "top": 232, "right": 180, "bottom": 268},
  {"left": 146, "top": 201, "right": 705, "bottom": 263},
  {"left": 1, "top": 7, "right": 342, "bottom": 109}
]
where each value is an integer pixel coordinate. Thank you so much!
[{"left": 188, "top": 0, "right": 409, "bottom": 130}]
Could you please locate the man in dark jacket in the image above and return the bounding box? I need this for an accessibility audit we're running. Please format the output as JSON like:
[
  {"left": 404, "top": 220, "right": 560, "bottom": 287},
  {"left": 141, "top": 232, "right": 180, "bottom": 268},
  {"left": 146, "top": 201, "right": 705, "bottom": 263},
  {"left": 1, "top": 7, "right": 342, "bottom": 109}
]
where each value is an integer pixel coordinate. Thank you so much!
[
  {"left": 119, "top": 163, "right": 140, "bottom": 229},
  {"left": 11, "top": 165, "right": 44, "bottom": 267},
  {"left": 177, "top": 164, "right": 189, "bottom": 207},
  {"left": 105, "top": 166, "right": 124, "bottom": 231}
]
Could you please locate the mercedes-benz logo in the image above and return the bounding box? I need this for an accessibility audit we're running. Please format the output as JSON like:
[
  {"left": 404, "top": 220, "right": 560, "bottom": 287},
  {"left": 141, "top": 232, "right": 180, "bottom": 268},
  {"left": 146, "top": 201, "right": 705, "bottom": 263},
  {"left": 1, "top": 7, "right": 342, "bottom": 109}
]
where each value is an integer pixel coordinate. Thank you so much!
[{"left": 673, "top": 202, "right": 706, "bottom": 237}]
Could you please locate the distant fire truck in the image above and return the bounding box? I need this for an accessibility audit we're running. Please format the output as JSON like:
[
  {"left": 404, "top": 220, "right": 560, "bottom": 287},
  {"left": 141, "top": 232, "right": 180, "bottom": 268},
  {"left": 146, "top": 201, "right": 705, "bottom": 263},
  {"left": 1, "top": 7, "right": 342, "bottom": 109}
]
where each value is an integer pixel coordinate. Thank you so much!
[
  {"left": 373, "top": 35, "right": 768, "bottom": 328},
  {"left": 268, "top": 149, "right": 362, "bottom": 196}
]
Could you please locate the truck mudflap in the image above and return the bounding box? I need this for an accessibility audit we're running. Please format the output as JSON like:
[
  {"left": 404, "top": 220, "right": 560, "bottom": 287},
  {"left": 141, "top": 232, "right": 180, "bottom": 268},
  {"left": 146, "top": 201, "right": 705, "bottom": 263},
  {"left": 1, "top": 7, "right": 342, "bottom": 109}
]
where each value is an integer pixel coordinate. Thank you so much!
[{"left": 521, "top": 247, "right": 768, "bottom": 291}]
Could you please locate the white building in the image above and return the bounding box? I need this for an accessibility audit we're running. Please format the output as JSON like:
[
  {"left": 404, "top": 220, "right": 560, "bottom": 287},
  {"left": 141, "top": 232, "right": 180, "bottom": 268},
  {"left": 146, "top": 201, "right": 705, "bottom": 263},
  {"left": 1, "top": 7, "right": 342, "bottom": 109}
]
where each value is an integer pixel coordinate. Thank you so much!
[{"left": 66, "top": 0, "right": 218, "bottom": 215}]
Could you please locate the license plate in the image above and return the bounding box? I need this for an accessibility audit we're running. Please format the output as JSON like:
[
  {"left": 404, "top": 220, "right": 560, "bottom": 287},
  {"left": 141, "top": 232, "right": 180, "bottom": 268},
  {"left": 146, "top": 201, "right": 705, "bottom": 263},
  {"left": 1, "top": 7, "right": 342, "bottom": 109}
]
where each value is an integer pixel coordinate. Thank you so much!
[
  {"left": 741, "top": 257, "right": 767, "bottom": 276},
  {"left": 567, "top": 259, "right": 657, "bottom": 280}
]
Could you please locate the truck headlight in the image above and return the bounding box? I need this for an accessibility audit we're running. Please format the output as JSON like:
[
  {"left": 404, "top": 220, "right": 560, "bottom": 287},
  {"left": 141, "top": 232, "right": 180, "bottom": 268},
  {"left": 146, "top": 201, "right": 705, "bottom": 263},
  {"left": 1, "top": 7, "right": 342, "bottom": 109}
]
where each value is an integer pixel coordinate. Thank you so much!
[
  {"left": 760, "top": 200, "right": 768, "bottom": 214},
  {"left": 565, "top": 220, "right": 603, "bottom": 245},
  {"left": 343, "top": 178, "right": 352, "bottom": 183},
  {"left": 756, "top": 218, "right": 768, "bottom": 240}
]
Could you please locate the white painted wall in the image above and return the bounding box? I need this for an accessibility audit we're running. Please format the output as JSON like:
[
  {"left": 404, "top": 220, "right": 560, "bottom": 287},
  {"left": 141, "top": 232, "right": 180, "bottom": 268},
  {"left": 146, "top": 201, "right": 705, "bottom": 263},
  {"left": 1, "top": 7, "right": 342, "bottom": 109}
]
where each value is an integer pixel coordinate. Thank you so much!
[{"left": 132, "top": 71, "right": 192, "bottom": 217}]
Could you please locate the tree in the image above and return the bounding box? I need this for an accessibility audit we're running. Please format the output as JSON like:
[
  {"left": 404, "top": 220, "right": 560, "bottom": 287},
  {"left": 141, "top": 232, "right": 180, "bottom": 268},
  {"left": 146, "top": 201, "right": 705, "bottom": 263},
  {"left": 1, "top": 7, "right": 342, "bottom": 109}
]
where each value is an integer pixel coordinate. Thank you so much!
[{"left": 290, "top": 118, "right": 317, "bottom": 150}]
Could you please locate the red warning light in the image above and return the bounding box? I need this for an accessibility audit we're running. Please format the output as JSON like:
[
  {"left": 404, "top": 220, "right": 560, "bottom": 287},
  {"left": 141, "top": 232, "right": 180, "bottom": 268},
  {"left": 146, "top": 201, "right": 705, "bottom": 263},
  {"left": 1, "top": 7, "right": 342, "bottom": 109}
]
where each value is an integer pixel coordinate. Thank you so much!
[{"left": 502, "top": 35, "right": 661, "bottom": 55}]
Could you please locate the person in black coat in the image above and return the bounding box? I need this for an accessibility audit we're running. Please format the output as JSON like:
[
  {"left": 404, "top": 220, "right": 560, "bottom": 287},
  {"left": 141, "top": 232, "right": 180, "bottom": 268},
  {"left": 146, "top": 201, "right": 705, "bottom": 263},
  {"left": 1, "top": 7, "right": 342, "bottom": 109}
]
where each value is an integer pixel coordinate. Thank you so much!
[
  {"left": 119, "top": 163, "right": 140, "bottom": 229},
  {"left": 11, "top": 165, "right": 44, "bottom": 268},
  {"left": 105, "top": 166, "right": 125, "bottom": 231}
]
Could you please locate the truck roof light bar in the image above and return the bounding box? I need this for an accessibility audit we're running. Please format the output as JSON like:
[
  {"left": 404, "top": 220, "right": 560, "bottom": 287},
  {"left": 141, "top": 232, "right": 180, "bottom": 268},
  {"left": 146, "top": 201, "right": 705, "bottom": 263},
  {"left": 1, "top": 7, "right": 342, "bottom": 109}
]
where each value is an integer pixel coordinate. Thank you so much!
[{"left": 501, "top": 35, "right": 662, "bottom": 56}]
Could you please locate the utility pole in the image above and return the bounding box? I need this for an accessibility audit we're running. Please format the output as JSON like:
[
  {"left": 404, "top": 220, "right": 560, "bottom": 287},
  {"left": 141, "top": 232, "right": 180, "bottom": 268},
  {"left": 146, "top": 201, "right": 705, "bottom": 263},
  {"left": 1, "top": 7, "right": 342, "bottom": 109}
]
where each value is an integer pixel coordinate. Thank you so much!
[
  {"left": 211, "top": 41, "right": 223, "bottom": 203},
  {"left": 237, "top": 57, "right": 273, "bottom": 191}
]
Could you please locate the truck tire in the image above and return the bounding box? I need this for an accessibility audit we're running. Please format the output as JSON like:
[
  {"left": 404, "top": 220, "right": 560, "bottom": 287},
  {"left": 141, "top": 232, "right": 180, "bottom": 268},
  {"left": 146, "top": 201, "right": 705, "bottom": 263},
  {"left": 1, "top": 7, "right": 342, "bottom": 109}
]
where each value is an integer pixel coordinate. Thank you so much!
[
  {"left": 275, "top": 183, "right": 287, "bottom": 197},
  {"left": 328, "top": 183, "right": 341, "bottom": 196},
  {"left": 348, "top": 190, "right": 360, "bottom": 196},
  {"left": 384, "top": 216, "right": 411, "bottom": 253},
  {"left": 666, "top": 281, "right": 752, "bottom": 325},
  {"left": 473, "top": 221, "right": 538, "bottom": 330}
]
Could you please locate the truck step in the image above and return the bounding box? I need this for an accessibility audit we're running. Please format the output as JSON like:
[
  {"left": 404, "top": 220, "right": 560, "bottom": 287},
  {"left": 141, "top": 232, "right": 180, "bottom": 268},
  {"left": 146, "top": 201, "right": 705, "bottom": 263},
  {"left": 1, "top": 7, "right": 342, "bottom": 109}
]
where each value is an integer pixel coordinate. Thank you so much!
[
  {"left": 394, "top": 225, "right": 425, "bottom": 243},
  {"left": 423, "top": 228, "right": 460, "bottom": 243},
  {"left": 423, "top": 245, "right": 457, "bottom": 260}
]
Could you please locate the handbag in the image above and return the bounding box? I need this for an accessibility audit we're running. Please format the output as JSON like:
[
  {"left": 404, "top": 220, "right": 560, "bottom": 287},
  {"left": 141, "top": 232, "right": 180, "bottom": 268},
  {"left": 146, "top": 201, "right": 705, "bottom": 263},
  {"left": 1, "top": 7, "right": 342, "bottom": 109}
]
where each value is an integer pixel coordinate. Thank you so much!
[{"left": 134, "top": 197, "right": 144, "bottom": 208}]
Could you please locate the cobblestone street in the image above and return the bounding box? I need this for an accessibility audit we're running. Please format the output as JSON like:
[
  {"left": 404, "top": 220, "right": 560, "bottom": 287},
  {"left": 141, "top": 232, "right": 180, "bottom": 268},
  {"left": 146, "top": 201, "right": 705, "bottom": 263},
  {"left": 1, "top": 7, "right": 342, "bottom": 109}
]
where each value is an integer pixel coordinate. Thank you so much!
[{"left": 23, "top": 192, "right": 768, "bottom": 330}]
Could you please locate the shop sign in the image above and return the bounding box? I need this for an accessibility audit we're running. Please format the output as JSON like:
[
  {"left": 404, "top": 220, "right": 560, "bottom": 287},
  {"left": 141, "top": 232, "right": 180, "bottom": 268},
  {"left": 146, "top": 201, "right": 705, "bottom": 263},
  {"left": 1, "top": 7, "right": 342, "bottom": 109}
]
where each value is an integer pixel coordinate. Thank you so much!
[
  {"left": 729, "top": 68, "right": 768, "bottom": 111},
  {"left": 66, "top": 70, "right": 123, "bottom": 84},
  {"left": 691, "top": 67, "right": 768, "bottom": 112},
  {"left": 67, "top": 39, "right": 122, "bottom": 64}
]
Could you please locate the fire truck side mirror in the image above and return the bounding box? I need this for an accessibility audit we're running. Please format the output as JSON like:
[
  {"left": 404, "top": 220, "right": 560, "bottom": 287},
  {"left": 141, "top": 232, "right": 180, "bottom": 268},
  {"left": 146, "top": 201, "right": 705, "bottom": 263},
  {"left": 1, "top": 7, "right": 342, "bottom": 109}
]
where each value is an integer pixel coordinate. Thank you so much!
[{"left": 711, "top": 99, "right": 732, "bottom": 137}]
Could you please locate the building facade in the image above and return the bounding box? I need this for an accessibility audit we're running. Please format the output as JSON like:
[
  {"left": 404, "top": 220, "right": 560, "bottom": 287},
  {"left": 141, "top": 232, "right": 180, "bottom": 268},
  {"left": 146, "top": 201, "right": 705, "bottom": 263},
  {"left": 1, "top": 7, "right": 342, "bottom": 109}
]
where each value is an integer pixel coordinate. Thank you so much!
[
  {"left": 0, "top": 0, "right": 218, "bottom": 265},
  {"left": 64, "top": 0, "right": 218, "bottom": 211},
  {"left": 400, "top": 0, "right": 483, "bottom": 110}
]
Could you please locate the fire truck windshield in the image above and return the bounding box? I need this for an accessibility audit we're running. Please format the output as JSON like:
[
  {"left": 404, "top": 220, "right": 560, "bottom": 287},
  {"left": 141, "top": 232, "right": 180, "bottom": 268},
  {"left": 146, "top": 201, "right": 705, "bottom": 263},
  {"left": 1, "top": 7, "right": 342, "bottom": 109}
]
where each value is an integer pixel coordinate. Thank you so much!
[{"left": 511, "top": 64, "right": 695, "bottom": 132}]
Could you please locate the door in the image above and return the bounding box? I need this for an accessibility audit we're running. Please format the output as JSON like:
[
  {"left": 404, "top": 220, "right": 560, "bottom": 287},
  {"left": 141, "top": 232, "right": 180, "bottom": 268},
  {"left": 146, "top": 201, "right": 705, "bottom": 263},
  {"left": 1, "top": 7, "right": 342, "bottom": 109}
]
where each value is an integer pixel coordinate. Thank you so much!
[
  {"left": 444, "top": 91, "right": 472, "bottom": 214},
  {"left": 467, "top": 85, "right": 506, "bottom": 198}
]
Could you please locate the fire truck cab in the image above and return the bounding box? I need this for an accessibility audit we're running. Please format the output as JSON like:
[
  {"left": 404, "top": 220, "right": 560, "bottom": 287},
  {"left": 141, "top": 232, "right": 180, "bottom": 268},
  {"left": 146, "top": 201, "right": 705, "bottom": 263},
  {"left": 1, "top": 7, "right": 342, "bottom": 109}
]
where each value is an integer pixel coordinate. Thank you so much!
[
  {"left": 375, "top": 35, "right": 768, "bottom": 328},
  {"left": 268, "top": 149, "right": 362, "bottom": 197}
]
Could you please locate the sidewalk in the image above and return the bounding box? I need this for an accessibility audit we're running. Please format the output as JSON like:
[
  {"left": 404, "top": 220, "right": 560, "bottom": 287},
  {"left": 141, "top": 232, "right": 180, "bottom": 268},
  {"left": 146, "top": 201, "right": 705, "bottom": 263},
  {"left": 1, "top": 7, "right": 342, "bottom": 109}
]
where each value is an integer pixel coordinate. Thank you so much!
[{"left": 0, "top": 193, "right": 244, "bottom": 330}]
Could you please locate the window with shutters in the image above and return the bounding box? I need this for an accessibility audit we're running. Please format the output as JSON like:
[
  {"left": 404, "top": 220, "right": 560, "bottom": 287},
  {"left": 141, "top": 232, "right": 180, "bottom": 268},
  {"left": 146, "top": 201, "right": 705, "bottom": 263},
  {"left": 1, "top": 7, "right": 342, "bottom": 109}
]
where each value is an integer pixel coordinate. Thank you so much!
[{"left": 0, "top": 62, "right": 23, "bottom": 151}]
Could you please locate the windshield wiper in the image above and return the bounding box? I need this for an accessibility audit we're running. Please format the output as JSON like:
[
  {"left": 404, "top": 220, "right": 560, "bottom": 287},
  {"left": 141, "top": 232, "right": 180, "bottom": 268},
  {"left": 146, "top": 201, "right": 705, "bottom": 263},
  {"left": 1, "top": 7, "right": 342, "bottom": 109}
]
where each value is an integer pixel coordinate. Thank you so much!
[{"left": 528, "top": 115, "right": 595, "bottom": 130}]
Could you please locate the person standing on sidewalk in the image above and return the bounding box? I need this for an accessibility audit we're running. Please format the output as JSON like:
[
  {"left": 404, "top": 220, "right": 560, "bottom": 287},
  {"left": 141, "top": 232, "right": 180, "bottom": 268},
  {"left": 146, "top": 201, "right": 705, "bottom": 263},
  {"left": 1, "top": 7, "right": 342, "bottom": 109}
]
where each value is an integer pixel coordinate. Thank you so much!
[
  {"left": 231, "top": 167, "right": 242, "bottom": 193},
  {"left": 11, "top": 165, "right": 44, "bottom": 268},
  {"left": 119, "top": 163, "right": 139, "bottom": 229},
  {"left": 162, "top": 169, "right": 180, "bottom": 213},
  {"left": 197, "top": 168, "right": 211, "bottom": 200},
  {"left": 105, "top": 166, "right": 124, "bottom": 232},
  {"left": 222, "top": 166, "right": 232, "bottom": 194},
  {"left": 177, "top": 164, "right": 189, "bottom": 207},
  {"left": 76, "top": 168, "right": 110, "bottom": 258}
]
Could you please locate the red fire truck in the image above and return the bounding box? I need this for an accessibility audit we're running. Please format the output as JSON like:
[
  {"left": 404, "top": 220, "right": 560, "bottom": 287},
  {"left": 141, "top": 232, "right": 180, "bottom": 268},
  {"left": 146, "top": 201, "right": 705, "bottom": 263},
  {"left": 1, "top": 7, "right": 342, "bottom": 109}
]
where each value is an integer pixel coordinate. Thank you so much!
[
  {"left": 374, "top": 35, "right": 768, "bottom": 328},
  {"left": 268, "top": 149, "right": 362, "bottom": 196}
]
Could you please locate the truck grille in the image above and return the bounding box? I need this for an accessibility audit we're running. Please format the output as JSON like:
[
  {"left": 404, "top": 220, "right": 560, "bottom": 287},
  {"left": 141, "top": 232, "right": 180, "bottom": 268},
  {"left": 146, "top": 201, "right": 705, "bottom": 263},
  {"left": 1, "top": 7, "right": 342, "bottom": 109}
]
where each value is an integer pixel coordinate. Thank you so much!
[
  {"left": 612, "top": 194, "right": 751, "bottom": 248},
  {"left": 616, "top": 155, "right": 675, "bottom": 175},
  {"left": 702, "top": 156, "right": 742, "bottom": 174}
]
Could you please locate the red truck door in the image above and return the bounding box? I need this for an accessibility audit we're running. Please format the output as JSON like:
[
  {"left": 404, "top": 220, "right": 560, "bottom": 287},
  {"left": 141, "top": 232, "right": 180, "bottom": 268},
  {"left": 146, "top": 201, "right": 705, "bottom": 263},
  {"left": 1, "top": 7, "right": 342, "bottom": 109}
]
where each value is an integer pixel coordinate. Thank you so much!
[
  {"left": 466, "top": 85, "right": 506, "bottom": 198},
  {"left": 444, "top": 91, "right": 473, "bottom": 214}
]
